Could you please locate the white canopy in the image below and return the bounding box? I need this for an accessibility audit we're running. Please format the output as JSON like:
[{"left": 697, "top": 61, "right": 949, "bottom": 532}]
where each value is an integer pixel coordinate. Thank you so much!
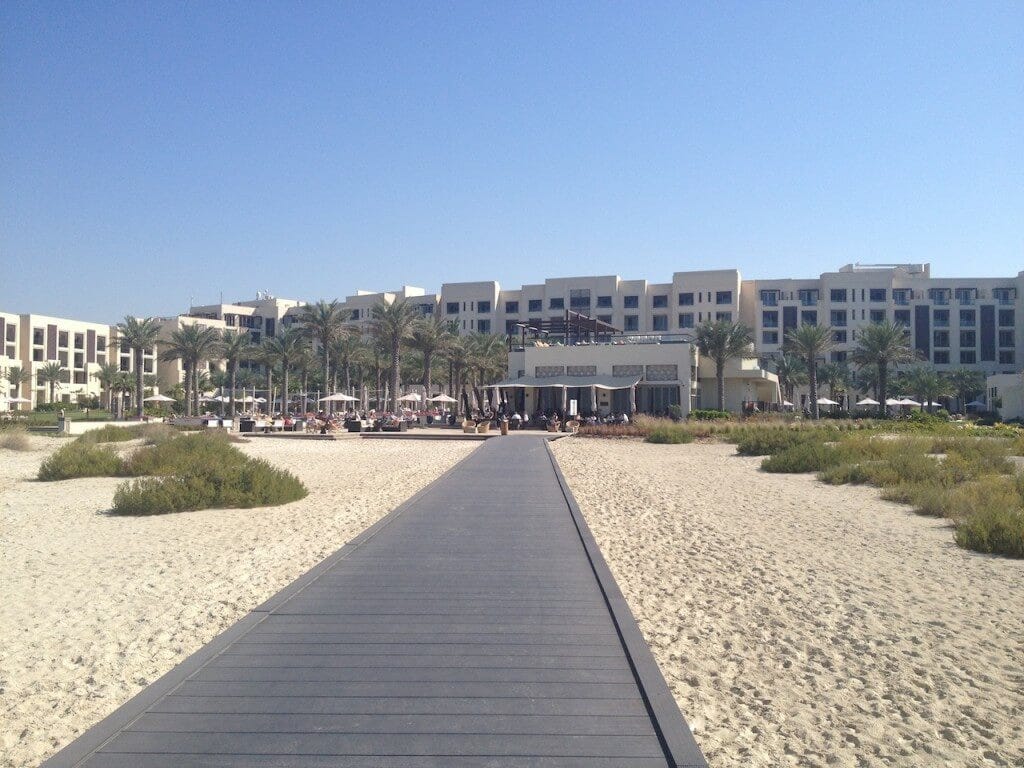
[
  {"left": 318, "top": 393, "right": 358, "bottom": 402},
  {"left": 782, "top": 400, "right": 794, "bottom": 407},
  {"left": 143, "top": 394, "right": 176, "bottom": 402},
  {"left": 899, "top": 398, "right": 921, "bottom": 406},
  {"left": 966, "top": 400, "right": 987, "bottom": 408},
  {"left": 816, "top": 397, "right": 839, "bottom": 406},
  {"left": 428, "top": 394, "right": 458, "bottom": 403},
  {"left": 885, "top": 398, "right": 903, "bottom": 406},
  {"left": 396, "top": 393, "right": 422, "bottom": 402},
  {"left": 856, "top": 397, "right": 880, "bottom": 406}
]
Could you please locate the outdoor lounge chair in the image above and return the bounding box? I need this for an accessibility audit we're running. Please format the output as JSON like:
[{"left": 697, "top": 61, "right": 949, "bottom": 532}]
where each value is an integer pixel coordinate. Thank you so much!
[{"left": 462, "top": 420, "right": 476, "bottom": 434}]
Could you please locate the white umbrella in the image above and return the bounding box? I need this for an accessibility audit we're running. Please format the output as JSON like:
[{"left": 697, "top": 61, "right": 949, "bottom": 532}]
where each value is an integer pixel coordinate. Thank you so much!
[
  {"left": 856, "top": 397, "right": 880, "bottom": 406},
  {"left": 966, "top": 400, "right": 986, "bottom": 408},
  {"left": 396, "top": 393, "right": 422, "bottom": 402},
  {"left": 428, "top": 394, "right": 458, "bottom": 403},
  {"left": 885, "top": 398, "right": 903, "bottom": 406},
  {"left": 899, "top": 398, "right": 921, "bottom": 407},
  {"left": 318, "top": 393, "right": 358, "bottom": 402},
  {"left": 924, "top": 400, "right": 943, "bottom": 407},
  {"left": 816, "top": 397, "right": 839, "bottom": 406},
  {"left": 143, "top": 394, "right": 176, "bottom": 402},
  {"left": 782, "top": 400, "right": 794, "bottom": 407}
]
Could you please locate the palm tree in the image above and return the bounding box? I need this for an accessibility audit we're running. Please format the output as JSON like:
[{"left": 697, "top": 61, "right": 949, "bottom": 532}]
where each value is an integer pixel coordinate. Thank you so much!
[
  {"left": 695, "top": 320, "right": 754, "bottom": 412},
  {"left": 947, "top": 368, "right": 986, "bottom": 414},
  {"left": 160, "top": 324, "right": 221, "bottom": 417},
  {"left": 5, "top": 366, "right": 31, "bottom": 406},
  {"left": 902, "top": 367, "right": 952, "bottom": 413},
  {"left": 91, "top": 363, "right": 122, "bottom": 413},
  {"left": 818, "top": 362, "right": 852, "bottom": 405},
  {"left": 369, "top": 299, "right": 420, "bottom": 412},
  {"left": 117, "top": 316, "right": 162, "bottom": 419},
  {"left": 445, "top": 337, "right": 471, "bottom": 416},
  {"left": 299, "top": 300, "right": 348, "bottom": 403},
  {"left": 261, "top": 327, "right": 305, "bottom": 415},
  {"left": 772, "top": 353, "right": 807, "bottom": 404},
  {"left": 408, "top": 315, "right": 452, "bottom": 399},
  {"left": 786, "top": 324, "right": 836, "bottom": 419},
  {"left": 36, "top": 361, "right": 66, "bottom": 405},
  {"left": 111, "top": 371, "right": 134, "bottom": 420},
  {"left": 850, "top": 320, "right": 917, "bottom": 418},
  {"left": 219, "top": 330, "right": 253, "bottom": 417}
]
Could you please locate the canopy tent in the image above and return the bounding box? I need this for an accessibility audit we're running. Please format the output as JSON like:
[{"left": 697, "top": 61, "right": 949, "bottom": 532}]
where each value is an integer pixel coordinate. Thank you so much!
[
  {"left": 856, "top": 397, "right": 880, "bottom": 406},
  {"left": 493, "top": 374, "right": 641, "bottom": 390},
  {"left": 318, "top": 393, "right": 358, "bottom": 402}
]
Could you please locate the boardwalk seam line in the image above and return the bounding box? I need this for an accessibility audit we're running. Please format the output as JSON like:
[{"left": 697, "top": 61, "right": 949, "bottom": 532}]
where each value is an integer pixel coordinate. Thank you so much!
[{"left": 544, "top": 440, "right": 708, "bottom": 768}]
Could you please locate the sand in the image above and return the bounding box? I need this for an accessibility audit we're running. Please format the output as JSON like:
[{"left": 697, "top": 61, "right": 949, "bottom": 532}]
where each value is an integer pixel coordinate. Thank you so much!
[
  {"left": 552, "top": 438, "right": 1024, "bottom": 768},
  {"left": 0, "top": 435, "right": 477, "bottom": 768}
]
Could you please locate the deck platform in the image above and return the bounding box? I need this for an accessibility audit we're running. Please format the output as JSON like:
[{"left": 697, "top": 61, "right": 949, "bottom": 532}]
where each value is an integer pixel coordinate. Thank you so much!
[{"left": 43, "top": 437, "right": 706, "bottom": 767}]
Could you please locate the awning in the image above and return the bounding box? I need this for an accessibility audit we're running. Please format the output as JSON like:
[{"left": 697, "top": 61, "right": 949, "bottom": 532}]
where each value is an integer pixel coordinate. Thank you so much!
[{"left": 494, "top": 375, "right": 642, "bottom": 390}]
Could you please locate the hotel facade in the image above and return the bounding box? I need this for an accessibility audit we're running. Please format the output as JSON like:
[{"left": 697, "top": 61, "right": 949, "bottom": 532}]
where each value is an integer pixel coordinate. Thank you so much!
[{"left": 2, "top": 263, "right": 1021, "bottom": 412}]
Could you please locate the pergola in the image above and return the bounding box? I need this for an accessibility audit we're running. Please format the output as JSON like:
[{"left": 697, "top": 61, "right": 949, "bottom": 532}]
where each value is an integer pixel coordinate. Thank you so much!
[{"left": 512, "top": 310, "right": 620, "bottom": 348}]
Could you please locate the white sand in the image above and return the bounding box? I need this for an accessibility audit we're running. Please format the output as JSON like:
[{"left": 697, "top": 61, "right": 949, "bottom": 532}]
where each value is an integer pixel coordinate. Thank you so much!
[
  {"left": 0, "top": 435, "right": 477, "bottom": 768},
  {"left": 553, "top": 438, "right": 1024, "bottom": 768}
]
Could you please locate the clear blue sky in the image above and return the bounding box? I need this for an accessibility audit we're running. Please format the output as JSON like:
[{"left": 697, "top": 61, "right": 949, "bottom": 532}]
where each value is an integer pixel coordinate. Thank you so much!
[{"left": 2, "top": 1, "right": 1021, "bottom": 323}]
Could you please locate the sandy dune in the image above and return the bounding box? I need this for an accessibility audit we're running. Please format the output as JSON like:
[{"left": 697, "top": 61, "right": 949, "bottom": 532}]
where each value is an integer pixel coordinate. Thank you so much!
[
  {"left": 553, "top": 438, "right": 1024, "bottom": 768},
  {"left": 0, "top": 435, "right": 477, "bottom": 768}
]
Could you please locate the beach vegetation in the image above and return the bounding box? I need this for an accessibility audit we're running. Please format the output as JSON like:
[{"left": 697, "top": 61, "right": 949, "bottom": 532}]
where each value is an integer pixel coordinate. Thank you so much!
[
  {"left": 690, "top": 409, "right": 732, "bottom": 421},
  {"left": 850, "top": 320, "right": 918, "bottom": 418},
  {"left": 38, "top": 441, "right": 124, "bottom": 480},
  {"left": 644, "top": 422, "right": 695, "bottom": 444},
  {"left": 0, "top": 426, "right": 32, "bottom": 451}
]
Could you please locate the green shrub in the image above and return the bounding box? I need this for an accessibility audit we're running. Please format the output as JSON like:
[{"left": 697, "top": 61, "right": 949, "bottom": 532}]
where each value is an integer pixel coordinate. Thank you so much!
[
  {"left": 690, "top": 409, "right": 732, "bottom": 421},
  {"left": 736, "top": 429, "right": 820, "bottom": 456},
  {"left": 123, "top": 431, "right": 244, "bottom": 476},
  {"left": 818, "top": 461, "right": 878, "bottom": 485},
  {"left": 951, "top": 477, "right": 1024, "bottom": 558},
  {"left": 38, "top": 442, "right": 125, "bottom": 481},
  {"left": 112, "top": 457, "right": 307, "bottom": 515},
  {"left": 78, "top": 424, "right": 149, "bottom": 444},
  {"left": 761, "top": 442, "right": 841, "bottom": 473},
  {"left": 645, "top": 424, "right": 695, "bottom": 444}
]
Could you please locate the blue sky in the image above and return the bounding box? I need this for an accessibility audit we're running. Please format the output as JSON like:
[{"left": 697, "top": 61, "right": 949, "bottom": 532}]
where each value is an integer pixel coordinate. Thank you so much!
[{"left": 2, "top": 1, "right": 1021, "bottom": 323}]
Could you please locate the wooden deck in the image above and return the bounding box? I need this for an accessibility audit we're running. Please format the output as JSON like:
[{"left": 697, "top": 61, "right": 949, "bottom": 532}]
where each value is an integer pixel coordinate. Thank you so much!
[{"left": 43, "top": 437, "right": 706, "bottom": 767}]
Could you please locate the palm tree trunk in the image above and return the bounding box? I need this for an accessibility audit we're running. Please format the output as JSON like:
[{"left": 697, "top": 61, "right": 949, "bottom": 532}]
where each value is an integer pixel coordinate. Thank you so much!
[
  {"left": 322, "top": 350, "right": 331, "bottom": 414},
  {"left": 809, "top": 361, "right": 819, "bottom": 420},
  {"left": 229, "top": 364, "right": 237, "bottom": 417},
  {"left": 716, "top": 360, "right": 725, "bottom": 412},
  {"left": 265, "top": 367, "right": 273, "bottom": 415},
  {"left": 878, "top": 364, "right": 888, "bottom": 419},
  {"left": 391, "top": 342, "right": 400, "bottom": 413},
  {"left": 282, "top": 366, "right": 290, "bottom": 416},
  {"left": 135, "top": 350, "right": 144, "bottom": 419},
  {"left": 423, "top": 351, "right": 432, "bottom": 398},
  {"left": 184, "top": 364, "right": 192, "bottom": 417}
]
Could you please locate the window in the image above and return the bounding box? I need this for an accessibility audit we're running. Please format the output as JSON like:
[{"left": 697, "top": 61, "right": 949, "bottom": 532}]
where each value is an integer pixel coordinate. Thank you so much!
[
  {"left": 870, "top": 309, "right": 886, "bottom": 324},
  {"left": 999, "top": 330, "right": 1015, "bottom": 347},
  {"left": 933, "top": 330, "right": 949, "bottom": 348},
  {"left": 893, "top": 289, "right": 910, "bottom": 306},
  {"left": 549, "top": 298, "right": 564, "bottom": 310},
  {"left": 678, "top": 292, "right": 694, "bottom": 306},
  {"left": 801, "top": 310, "right": 817, "bottom": 326},
  {"left": 960, "top": 350, "right": 976, "bottom": 364},
  {"left": 928, "top": 288, "right": 950, "bottom": 305},
  {"left": 623, "top": 315, "right": 639, "bottom": 331},
  {"left": 74, "top": 352, "right": 84, "bottom": 368},
  {"left": 679, "top": 313, "right": 695, "bottom": 328},
  {"left": 419, "top": 303, "right": 434, "bottom": 315},
  {"left": 477, "top": 319, "right": 491, "bottom": 333},
  {"left": 894, "top": 310, "right": 911, "bottom": 326},
  {"left": 624, "top": 295, "right": 639, "bottom": 309},
  {"left": 999, "top": 309, "right": 1014, "bottom": 326},
  {"left": 250, "top": 331, "right": 260, "bottom": 344},
  {"left": 569, "top": 289, "right": 590, "bottom": 309},
  {"left": 74, "top": 333, "right": 84, "bottom": 349},
  {"left": 833, "top": 330, "right": 847, "bottom": 344},
  {"left": 596, "top": 295, "right": 612, "bottom": 308},
  {"left": 960, "top": 330, "right": 976, "bottom": 347},
  {"left": 224, "top": 314, "right": 236, "bottom": 327},
  {"left": 934, "top": 309, "right": 950, "bottom": 327},
  {"left": 960, "top": 309, "right": 975, "bottom": 327},
  {"left": 5, "top": 325, "right": 14, "bottom": 342},
  {"left": 762, "top": 330, "right": 778, "bottom": 344},
  {"left": 716, "top": 290, "right": 732, "bottom": 305},
  {"left": 597, "top": 314, "right": 612, "bottom": 324},
  {"left": 652, "top": 315, "right": 668, "bottom": 331},
  {"left": 58, "top": 351, "right": 68, "bottom": 365},
  {"left": 933, "top": 350, "right": 950, "bottom": 364},
  {"left": 993, "top": 287, "right": 1016, "bottom": 305},
  {"left": 999, "top": 350, "right": 1016, "bottom": 365},
  {"left": 119, "top": 357, "right": 130, "bottom": 371},
  {"left": 6, "top": 345, "right": 14, "bottom": 358},
  {"left": 831, "top": 351, "right": 848, "bottom": 363},
  {"left": 73, "top": 371, "right": 86, "bottom": 385},
  {"left": 477, "top": 301, "right": 491, "bottom": 314},
  {"left": 762, "top": 311, "right": 778, "bottom": 328},
  {"left": 652, "top": 295, "right": 668, "bottom": 309},
  {"left": 33, "top": 349, "right": 43, "bottom": 362},
  {"left": 830, "top": 310, "right": 847, "bottom": 327},
  {"left": 33, "top": 328, "right": 44, "bottom": 345},
  {"left": 759, "top": 290, "right": 778, "bottom": 306},
  {"left": 869, "top": 288, "right": 887, "bottom": 302},
  {"left": 58, "top": 331, "right": 69, "bottom": 348},
  {"left": 446, "top": 302, "right": 459, "bottom": 315},
  {"left": 798, "top": 289, "right": 819, "bottom": 307},
  {"left": 829, "top": 289, "right": 847, "bottom": 303},
  {"left": 505, "top": 320, "right": 518, "bottom": 335},
  {"left": 528, "top": 317, "right": 542, "bottom": 330},
  {"left": 955, "top": 288, "right": 976, "bottom": 305},
  {"left": 143, "top": 360, "right": 154, "bottom": 374},
  {"left": 528, "top": 299, "right": 542, "bottom": 313},
  {"left": 716, "top": 312, "right": 732, "bottom": 322},
  {"left": 504, "top": 301, "right": 519, "bottom": 314}
]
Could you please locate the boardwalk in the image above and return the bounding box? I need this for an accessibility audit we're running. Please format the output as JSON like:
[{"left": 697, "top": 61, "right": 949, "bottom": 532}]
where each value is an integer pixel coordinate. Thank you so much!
[{"left": 44, "top": 437, "right": 706, "bottom": 767}]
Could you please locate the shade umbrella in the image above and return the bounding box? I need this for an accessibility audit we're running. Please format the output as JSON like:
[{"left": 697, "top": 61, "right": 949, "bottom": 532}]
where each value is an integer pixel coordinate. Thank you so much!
[
  {"left": 924, "top": 400, "right": 943, "bottom": 408},
  {"left": 856, "top": 397, "right": 880, "bottom": 406},
  {"left": 319, "top": 393, "right": 358, "bottom": 402},
  {"left": 816, "top": 397, "right": 839, "bottom": 406},
  {"left": 428, "top": 394, "right": 458, "bottom": 403},
  {"left": 965, "top": 400, "right": 986, "bottom": 409},
  {"left": 885, "top": 398, "right": 903, "bottom": 406},
  {"left": 396, "top": 393, "right": 422, "bottom": 402},
  {"left": 899, "top": 398, "right": 921, "bottom": 407},
  {"left": 782, "top": 400, "right": 794, "bottom": 407},
  {"left": 143, "top": 394, "right": 176, "bottom": 402}
]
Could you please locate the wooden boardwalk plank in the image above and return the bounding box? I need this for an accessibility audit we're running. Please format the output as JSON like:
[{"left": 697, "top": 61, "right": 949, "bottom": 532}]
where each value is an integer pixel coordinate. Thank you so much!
[{"left": 43, "top": 437, "right": 707, "bottom": 768}]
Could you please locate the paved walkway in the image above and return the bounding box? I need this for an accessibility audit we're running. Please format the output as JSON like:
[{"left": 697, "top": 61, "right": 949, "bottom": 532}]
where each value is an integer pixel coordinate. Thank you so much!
[{"left": 44, "top": 437, "right": 706, "bottom": 767}]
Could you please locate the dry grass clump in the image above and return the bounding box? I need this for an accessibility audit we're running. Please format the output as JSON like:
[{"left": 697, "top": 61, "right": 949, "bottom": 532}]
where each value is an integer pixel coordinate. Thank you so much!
[{"left": 0, "top": 426, "right": 32, "bottom": 451}]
